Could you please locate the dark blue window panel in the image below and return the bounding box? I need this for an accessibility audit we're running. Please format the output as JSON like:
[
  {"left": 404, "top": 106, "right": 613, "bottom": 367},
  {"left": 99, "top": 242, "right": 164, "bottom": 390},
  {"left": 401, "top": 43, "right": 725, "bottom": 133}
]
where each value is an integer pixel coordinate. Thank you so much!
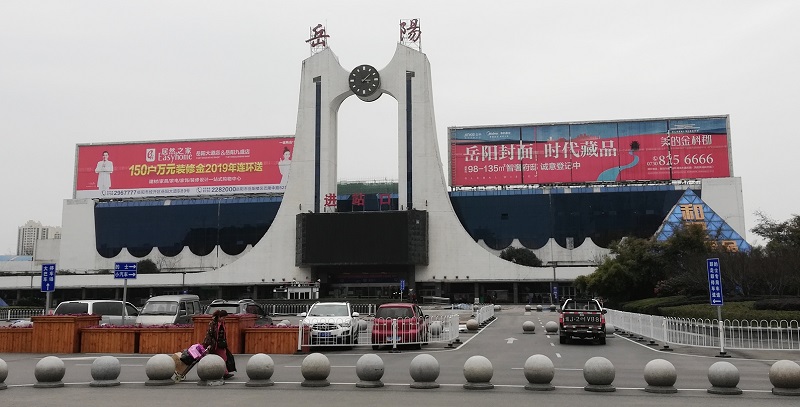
[{"left": 95, "top": 198, "right": 281, "bottom": 258}]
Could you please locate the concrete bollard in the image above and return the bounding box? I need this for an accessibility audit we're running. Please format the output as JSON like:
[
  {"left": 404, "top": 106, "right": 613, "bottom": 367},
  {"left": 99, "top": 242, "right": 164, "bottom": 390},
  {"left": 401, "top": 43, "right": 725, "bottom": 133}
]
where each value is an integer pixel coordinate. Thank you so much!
[
  {"left": 524, "top": 354, "right": 555, "bottom": 391},
  {"left": 643, "top": 359, "right": 677, "bottom": 393},
  {"left": 604, "top": 323, "right": 615, "bottom": 335},
  {"left": 90, "top": 356, "right": 121, "bottom": 387},
  {"left": 549, "top": 304, "right": 557, "bottom": 312},
  {"left": 34, "top": 356, "right": 66, "bottom": 388},
  {"left": 466, "top": 319, "right": 480, "bottom": 331},
  {"left": 544, "top": 321, "right": 559, "bottom": 334},
  {"left": 522, "top": 321, "right": 536, "bottom": 334},
  {"left": 536, "top": 305, "right": 543, "bottom": 312},
  {"left": 246, "top": 353, "right": 275, "bottom": 387},
  {"left": 0, "top": 358, "right": 8, "bottom": 390},
  {"left": 493, "top": 305, "right": 501, "bottom": 312},
  {"left": 707, "top": 361, "right": 742, "bottom": 395},
  {"left": 409, "top": 354, "right": 440, "bottom": 389},
  {"left": 196, "top": 354, "right": 226, "bottom": 386},
  {"left": 301, "top": 353, "right": 331, "bottom": 387},
  {"left": 583, "top": 356, "right": 615, "bottom": 392},
  {"left": 145, "top": 354, "right": 176, "bottom": 386},
  {"left": 525, "top": 304, "right": 532, "bottom": 312},
  {"left": 356, "top": 354, "right": 385, "bottom": 388},
  {"left": 463, "top": 355, "right": 494, "bottom": 390},
  {"left": 769, "top": 359, "right": 800, "bottom": 396}
]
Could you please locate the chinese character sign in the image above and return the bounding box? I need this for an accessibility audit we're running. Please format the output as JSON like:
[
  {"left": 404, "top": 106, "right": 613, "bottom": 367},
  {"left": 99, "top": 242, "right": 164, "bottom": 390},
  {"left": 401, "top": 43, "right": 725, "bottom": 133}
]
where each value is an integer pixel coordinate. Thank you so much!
[
  {"left": 707, "top": 258, "right": 723, "bottom": 306},
  {"left": 75, "top": 137, "right": 294, "bottom": 199},
  {"left": 400, "top": 19, "right": 421, "bottom": 50},
  {"left": 306, "top": 23, "right": 330, "bottom": 54},
  {"left": 41, "top": 263, "right": 56, "bottom": 292}
]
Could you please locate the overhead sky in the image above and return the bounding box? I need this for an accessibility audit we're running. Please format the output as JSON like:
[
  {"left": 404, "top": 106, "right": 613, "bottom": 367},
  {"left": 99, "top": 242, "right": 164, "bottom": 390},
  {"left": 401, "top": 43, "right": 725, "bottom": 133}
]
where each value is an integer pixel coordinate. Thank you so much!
[{"left": 2, "top": 1, "right": 798, "bottom": 254}]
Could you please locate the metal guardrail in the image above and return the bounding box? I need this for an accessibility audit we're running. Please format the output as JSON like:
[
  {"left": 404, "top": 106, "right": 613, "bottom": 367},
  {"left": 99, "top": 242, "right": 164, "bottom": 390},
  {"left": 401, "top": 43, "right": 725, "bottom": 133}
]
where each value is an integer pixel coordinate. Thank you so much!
[
  {"left": 606, "top": 309, "right": 800, "bottom": 351},
  {"left": 0, "top": 307, "right": 45, "bottom": 320},
  {"left": 297, "top": 314, "right": 461, "bottom": 350}
]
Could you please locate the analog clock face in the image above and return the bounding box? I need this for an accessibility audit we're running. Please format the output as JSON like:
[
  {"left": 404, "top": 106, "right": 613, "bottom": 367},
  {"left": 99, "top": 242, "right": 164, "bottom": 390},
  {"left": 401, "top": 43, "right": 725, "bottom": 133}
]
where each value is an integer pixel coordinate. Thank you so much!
[{"left": 349, "top": 65, "right": 381, "bottom": 97}]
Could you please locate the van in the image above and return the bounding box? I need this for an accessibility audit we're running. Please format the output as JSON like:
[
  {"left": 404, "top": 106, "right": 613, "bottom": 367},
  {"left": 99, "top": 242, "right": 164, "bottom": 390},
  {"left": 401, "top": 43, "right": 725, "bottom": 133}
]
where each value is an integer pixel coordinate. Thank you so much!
[
  {"left": 135, "top": 294, "right": 201, "bottom": 326},
  {"left": 53, "top": 300, "right": 139, "bottom": 325}
]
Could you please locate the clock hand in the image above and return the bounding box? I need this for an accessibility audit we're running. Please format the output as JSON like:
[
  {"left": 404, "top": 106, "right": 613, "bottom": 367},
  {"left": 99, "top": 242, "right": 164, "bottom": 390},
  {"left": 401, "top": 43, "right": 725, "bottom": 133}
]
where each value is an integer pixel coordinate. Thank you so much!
[{"left": 361, "top": 72, "right": 375, "bottom": 83}]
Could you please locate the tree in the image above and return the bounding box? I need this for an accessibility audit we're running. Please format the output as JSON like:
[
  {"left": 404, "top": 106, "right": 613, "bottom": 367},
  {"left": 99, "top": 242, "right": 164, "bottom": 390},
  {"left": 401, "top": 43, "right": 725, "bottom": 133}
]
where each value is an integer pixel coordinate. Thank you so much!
[
  {"left": 137, "top": 259, "right": 159, "bottom": 274},
  {"left": 751, "top": 211, "right": 800, "bottom": 251},
  {"left": 499, "top": 246, "right": 543, "bottom": 267}
]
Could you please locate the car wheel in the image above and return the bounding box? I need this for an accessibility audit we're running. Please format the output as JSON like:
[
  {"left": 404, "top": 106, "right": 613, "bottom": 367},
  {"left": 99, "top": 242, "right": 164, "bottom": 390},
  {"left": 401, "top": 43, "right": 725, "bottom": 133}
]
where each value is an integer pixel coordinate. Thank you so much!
[
  {"left": 559, "top": 335, "right": 566, "bottom": 344},
  {"left": 372, "top": 345, "right": 380, "bottom": 350},
  {"left": 598, "top": 336, "right": 606, "bottom": 345}
]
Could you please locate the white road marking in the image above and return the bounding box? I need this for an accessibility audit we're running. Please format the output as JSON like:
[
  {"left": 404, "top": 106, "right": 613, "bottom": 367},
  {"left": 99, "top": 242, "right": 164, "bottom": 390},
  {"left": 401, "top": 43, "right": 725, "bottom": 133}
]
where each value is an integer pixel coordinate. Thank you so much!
[{"left": 555, "top": 353, "right": 561, "bottom": 358}]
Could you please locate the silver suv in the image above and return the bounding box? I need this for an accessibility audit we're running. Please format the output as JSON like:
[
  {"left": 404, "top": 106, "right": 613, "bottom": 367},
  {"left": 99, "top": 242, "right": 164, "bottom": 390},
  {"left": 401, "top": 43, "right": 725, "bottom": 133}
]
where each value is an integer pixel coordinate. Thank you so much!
[
  {"left": 204, "top": 299, "right": 273, "bottom": 326},
  {"left": 53, "top": 300, "right": 139, "bottom": 325},
  {"left": 301, "top": 301, "right": 360, "bottom": 345}
]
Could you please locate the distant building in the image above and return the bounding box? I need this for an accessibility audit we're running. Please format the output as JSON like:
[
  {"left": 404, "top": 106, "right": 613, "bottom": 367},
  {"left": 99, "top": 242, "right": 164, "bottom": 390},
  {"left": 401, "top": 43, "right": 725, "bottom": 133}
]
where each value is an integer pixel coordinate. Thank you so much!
[{"left": 17, "top": 220, "right": 61, "bottom": 256}]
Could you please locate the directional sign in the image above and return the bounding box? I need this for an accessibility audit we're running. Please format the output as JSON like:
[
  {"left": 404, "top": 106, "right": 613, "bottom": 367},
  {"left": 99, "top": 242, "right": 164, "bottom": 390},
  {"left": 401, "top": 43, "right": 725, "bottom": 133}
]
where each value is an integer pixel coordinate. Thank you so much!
[
  {"left": 707, "top": 258, "right": 723, "bottom": 306},
  {"left": 400, "top": 279, "right": 406, "bottom": 292},
  {"left": 114, "top": 262, "right": 138, "bottom": 279},
  {"left": 41, "top": 264, "right": 56, "bottom": 292},
  {"left": 552, "top": 285, "right": 559, "bottom": 300}
]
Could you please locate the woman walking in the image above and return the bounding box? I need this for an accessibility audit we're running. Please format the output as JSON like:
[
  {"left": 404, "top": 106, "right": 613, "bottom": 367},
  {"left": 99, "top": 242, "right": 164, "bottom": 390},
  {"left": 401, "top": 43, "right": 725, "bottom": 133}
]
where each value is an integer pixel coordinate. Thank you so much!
[{"left": 203, "top": 309, "right": 236, "bottom": 379}]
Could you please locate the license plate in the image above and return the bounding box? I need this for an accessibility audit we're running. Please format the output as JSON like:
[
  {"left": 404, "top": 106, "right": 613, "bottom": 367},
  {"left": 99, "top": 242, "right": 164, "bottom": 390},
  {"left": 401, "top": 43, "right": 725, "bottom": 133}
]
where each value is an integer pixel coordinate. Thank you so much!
[
  {"left": 386, "top": 336, "right": 400, "bottom": 342},
  {"left": 319, "top": 332, "right": 330, "bottom": 337}
]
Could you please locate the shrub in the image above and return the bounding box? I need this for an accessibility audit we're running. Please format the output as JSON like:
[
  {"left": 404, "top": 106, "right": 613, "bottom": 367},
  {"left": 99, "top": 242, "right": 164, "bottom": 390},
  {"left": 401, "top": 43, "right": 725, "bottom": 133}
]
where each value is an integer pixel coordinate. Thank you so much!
[{"left": 753, "top": 297, "right": 800, "bottom": 311}]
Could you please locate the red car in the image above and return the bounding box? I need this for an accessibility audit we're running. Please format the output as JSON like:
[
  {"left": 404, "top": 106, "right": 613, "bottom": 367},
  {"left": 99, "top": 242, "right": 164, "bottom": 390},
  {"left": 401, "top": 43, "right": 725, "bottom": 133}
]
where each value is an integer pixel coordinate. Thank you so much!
[{"left": 371, "top": 303, "right": 428, "bottom": 349}]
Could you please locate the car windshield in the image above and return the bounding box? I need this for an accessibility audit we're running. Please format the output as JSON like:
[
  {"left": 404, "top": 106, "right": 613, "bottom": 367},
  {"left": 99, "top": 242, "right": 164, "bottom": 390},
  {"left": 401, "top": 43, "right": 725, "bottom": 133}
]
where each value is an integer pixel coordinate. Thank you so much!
[
  {"left": 54, "top": 302, "right": 89, "bottom": 315},
  {"left": 308, "top": 304, "right": 349, "bottom": 317},
  {"left": 376, "top": 307, "right": 414, "bottom": 319},
  {"left": 141, "top": 301, "right": 178, "bottom": 315},
  {"left": 563, "top": 300, "right": 600, "bottom": 311}
]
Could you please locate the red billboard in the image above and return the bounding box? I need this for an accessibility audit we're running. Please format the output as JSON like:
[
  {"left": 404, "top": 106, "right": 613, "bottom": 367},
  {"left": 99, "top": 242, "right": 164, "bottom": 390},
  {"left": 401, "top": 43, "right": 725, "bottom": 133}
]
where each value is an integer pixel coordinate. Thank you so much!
[
  {"left": 74, "top": 137, "right": 294, "bottom": 199},
  {"left": 449, "top": 116, "right": 731, "bottom": 187}
]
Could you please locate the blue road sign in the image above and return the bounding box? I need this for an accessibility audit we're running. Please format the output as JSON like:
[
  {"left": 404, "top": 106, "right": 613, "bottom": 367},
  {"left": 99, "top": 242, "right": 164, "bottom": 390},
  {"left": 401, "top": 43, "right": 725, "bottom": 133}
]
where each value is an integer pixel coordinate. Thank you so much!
[
  {"left": 707, "top": 258, "right": 723, "bottom": 306},
  {"left": 41, "top": 263, "right": 56, "bottom": 292},
  {"left": 552, "top": 285, "right": 559, "bottom": 299},
  {"left": 114, "top": 262, "right": 138, "bottom": 279},
  {"left": 400, "top": 279, "right": 406, "bottom": 292}
]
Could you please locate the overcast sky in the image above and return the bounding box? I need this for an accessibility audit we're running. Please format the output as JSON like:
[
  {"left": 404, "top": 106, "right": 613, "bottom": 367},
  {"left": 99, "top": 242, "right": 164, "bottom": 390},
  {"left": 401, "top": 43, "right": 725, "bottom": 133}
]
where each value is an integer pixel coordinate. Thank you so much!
[{"left": 2, "top": 1, "right": 798, "bottom": 254}]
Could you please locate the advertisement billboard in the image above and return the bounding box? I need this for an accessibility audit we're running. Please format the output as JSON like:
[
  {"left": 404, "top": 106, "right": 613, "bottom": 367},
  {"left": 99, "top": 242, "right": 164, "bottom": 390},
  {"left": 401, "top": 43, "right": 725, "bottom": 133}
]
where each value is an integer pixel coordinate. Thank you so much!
[
  {"left": 75, "top": 137, "right": 294, "bottom": 199},
  {"left": 449, "top": 116, "right": 731, "bottom": 187}
]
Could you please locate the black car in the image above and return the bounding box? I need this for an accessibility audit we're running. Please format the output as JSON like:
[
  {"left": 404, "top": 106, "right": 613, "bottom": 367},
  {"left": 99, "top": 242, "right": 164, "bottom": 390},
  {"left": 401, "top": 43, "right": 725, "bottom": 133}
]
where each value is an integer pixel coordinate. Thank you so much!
[{"left": 204, "top": 299, "right": 273, "bottom": 326}]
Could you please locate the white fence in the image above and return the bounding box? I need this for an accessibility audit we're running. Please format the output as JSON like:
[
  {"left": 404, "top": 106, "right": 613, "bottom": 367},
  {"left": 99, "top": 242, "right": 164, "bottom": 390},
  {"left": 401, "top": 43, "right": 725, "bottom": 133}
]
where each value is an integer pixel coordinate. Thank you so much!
[
  {"left": 474, "top": 304, "right": 495, "bottom": 325},
  {"left": 298, "top": 313, "right": 461, "bottom": 350},
  {"left": 606, "top": 309, "right": 800, "bottom": 351},
  {"left": 0, "top": 307, "right": 45, "bottom": 320}
]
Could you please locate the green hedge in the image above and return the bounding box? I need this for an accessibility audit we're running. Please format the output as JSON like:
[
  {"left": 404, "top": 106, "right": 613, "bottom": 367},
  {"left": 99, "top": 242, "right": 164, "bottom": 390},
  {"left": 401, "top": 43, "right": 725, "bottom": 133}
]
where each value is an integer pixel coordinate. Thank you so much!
[
  {"left": 620, "top": 296, "right": 705, "bottom": 315},
  {"left": 753, "top": 297, "right": 800, "bottom": 311},
  {"left": 657, "top": 302, "right": 800, "bottom": 321}
]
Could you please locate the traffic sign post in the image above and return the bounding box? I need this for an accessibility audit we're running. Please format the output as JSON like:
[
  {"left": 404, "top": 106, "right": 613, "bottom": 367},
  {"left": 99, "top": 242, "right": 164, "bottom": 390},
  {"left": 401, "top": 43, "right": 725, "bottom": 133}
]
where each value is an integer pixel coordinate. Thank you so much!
[
  {"left": 707, "top": 258, "right": 729, "bottom": 358},
  {"left": 41, "top": 264, "right": 56, "bottom": 314},
  {"left": 400, "top": 279, "right": 406, "bottom": 302},
  {"left": 115, "top": 262, "right": 137, "bottom": 323}
]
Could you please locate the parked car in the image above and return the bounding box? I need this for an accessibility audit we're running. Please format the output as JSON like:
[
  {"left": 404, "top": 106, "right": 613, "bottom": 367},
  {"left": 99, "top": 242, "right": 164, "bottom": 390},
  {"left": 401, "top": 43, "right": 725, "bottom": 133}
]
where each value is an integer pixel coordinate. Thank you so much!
[
  {"left": 204, "top": 299, "right": 273, "bottom": 326},
  {"left": 558, "top": 298, "right": 606, "bottom": 344},
  {"left": 300, "top": 301, "right": 360, "bottom": 345},
  {"left": 53, "top": 300, "right": 139, "bottom": 326},
  {"left": 135, "top": 294, "right": 201, "bottom": 326},
  {"left": 371, "top": 302, "right": 428, "bottom": 350}
]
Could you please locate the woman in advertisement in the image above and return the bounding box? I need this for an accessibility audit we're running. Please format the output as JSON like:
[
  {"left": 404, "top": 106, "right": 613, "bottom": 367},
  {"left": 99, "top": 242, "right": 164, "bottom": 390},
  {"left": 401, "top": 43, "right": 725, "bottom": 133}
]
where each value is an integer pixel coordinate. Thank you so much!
[
  {"left": 95, "top": 150, "right": 113, "bottom": 191},
  {"left": 278, "top": 146, "right": 291, "bottom": 187}
]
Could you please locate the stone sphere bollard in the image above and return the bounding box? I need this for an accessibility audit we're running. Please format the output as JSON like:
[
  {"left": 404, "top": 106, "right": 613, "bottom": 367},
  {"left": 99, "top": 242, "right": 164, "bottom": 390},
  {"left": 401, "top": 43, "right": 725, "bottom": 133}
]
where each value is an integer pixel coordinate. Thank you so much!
[
  {"left": 524, "top": 354, "right": 555, "bottom": 391},
  {"left": 769, "top": 359, "right": 800, "bottom": 396},
  {"left": 356, "top": 353, "right": 385, "bottom": 388},
  {"left": 549, "top": 304, "right": 556, "bottom": 312},
  {"left": 90, "top": 356, "right": 121, "bottom": 387},
  {"left": 196, "top": 354, "right": 226, "bottom": 386},
  {"left": 277, "top": 319, "right": 291, "bottom": 327},
  {"left": 536, "top": 305, "right": 543, "bottom": 312},
  {"left": 466, "top": 319, "right": 480, "bottom": 331},
  {"left": 145, "top": 354, "right": 176, "bottom": 386},
  {"left": 409, "top": 354, "right": 440, "bottom": 389},
  {"left": 643, "top": 359, "right": 677, "bottom": 393},
  {"left": 246, "top": 353, "right": 275, "bottom": 387},
  {"left": 522, "top": 321, "right": 536, "bottom": 334},
  {"left": 34, "top": 356, "right": 66, "bottom": 388},
  {"left": 707, "top": 361, "right": 741, "bottom": 395},
  {"left": 605, "top": 323, "right": 615, "bottom": 335},
  {"left": 493, "top": 305, "right": 501, "bottom": 312},
  {"left": 0, "top": 358, "right": 8, "bottom": 391},
  {"left": 544, "top": 321, "right": 558, "bottom": 334},
  {"left": 463, "top": 355, "right": 494, "bottom": 390},
  {"left": 525, "top": 304, "right": 532, "bottom": 312},
  {"left": 301, "top": 353, "right": 331, "bottom": 387},
  {"left": 429, "top": 321, "right": 443, "bottom": 337},
  {"left": 583, "top": 356, "right": 615, "bottom": 392}
]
